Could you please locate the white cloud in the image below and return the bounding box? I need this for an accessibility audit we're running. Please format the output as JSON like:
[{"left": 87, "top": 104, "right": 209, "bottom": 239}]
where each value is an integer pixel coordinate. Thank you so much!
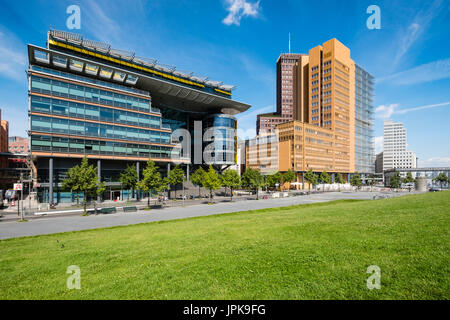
[
  {"left": 375, "top": 101, "right": 450, "bottom": 119},
  {"left": 375, "top": 104, "right": 398, "bottom": 119},
  {"left": 0, "top": 30, "right": 26, "bottom": 82},
  {"left": 377, "top": 58, "right": 450, "bottom": 85},
  {"left": 419, "top": 157, "right": 450, "bottom": 167},
  {"left": 222, "top": 0, "right": 261, "bottom": 26},
  {"left": 374, "top": 136, "right": 383, "bottom": 154}
]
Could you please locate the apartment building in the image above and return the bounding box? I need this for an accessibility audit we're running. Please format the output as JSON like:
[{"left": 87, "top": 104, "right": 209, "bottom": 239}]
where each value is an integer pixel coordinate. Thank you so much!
[{"left": 382, "top": 120, "right": 417, "bottom": 171}]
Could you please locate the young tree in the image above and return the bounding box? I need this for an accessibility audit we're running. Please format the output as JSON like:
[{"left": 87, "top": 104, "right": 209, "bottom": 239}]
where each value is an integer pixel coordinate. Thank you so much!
[
  {"left": 282, "top": 169, "right": 296, "bottom": 190},
  {"left": 203, "top": 165, "right": 221, "bottom": 203},
  {"left": 389, "top": 172, "right": 401, "bottom": 189},
  {"left": 137, "top": 159, "right": 162, "bottom": 208},
  {"left": 434, "top": 172, "right": 449, "bottom": 189},
  {"left": 62, "top": 165, "right": 81, "bottom": 205},
  {"left": 350, "top": 172, "right": 362, "bottom": 189},
  {"left": 304, "top": 169, "right": 318, "bottom": 191},
  {"left": 266, "top": 172, "right": 282, "bottom": 189},
  {"left": 221, "top": 169, "right": 241, "bottom": 201},
  {"left": 119, "top": 164, "right": 137, "bottom": 201},
  {"left": 319, "top": 171, "right": 331, "bottom": 192},
  {"left": 403, "top": 172, "right": 414, "bottom": 184},
  {"left": 241, "top": 167, "right": 264, "bottom": 200},
  {"left": 63, "top": 157, "right": 105, "bottom": 215},
  {"left": 191, "top": 167, "right": 206, "bottom": 198},
  {"left": 168, "top": 165, "right": 185, "bottom": 199},
  {"left": 335, "top": 172, "right": 345, "bottom": 184}
]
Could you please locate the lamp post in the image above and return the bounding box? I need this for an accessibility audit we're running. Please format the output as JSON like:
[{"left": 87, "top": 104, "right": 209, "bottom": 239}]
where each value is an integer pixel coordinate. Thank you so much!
[{"left": 182, "top": 175, "right": 185, "bottom": 207}]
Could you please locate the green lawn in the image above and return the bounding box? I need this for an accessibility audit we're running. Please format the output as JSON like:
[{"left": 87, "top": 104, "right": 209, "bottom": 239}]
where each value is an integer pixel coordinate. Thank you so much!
[{"left": 0, "top": 192, "right": 449, "bottom": 299}]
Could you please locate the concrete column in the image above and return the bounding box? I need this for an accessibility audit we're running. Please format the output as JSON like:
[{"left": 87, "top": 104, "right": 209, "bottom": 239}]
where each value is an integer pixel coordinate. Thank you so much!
[
  {"left": 167, "top": 163, "right": 171, "bottom": 197},
  {"left": 136, "top": 161, "right": 140, "bottom": 201},
  {"left": 302, "top": 173, "right": 305, "bottom": 190},
  {"left": 49, "top": 158, "right": 54, "bottom": 205},
  {"left": 186, "top": 163, "right": 190, "bottom": 181},
  {"left": 331, "top": 173, "right": 335, "bottom": 183},
  {"left": 347, "top": 173, "right": 350, "bottom": 183},
  {"left": 97, "top": 159, "right": 101, "bottom": 202}
]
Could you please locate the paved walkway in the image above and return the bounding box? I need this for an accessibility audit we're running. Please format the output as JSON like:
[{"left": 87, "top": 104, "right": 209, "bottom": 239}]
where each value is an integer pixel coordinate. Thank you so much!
[{"left": 0, "top": 191, "right": 412, "bottom": 240}]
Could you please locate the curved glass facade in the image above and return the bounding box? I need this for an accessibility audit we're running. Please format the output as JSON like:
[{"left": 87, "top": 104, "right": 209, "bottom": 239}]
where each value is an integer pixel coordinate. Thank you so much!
[{"left": 203, "top": 114, "right": 237, "bottom": 165}]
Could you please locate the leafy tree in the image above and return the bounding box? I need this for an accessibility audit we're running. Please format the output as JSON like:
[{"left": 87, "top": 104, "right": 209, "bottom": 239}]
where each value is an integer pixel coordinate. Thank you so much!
[
  {"left": 137, "top": 160, "right": 162, "bottom": 207},
  {"left": 350, "top": 172, "right": 362, "bottom": 189},
  {"left": 191, "top": 167, "right": 206, "bottom": 198},
  {"left": 241, "top": 167, "right": 264, "bottom": 199},
  {"left": 304, "top": 169, "right": 318, "bottom": 191},
  {"left": 62, "top": 165, "right": 82, "bottom": 205},
  {"left": 335, "top": 172, "right": 345, "bottom": 184},
  {"left": 168, "top": 165, "right": 185, "bottom": 199},
  {"left": 434, "top": 172, "right": 449, "bottom": 189},
  {"left": 319, "top": 171, "right": 331, "bottom": 184},
  {"left": 202, "top": 165, "right": 221, "bottom": 203},
  {"left": 221, "top": 169, "right": 241, "bottom": 201},
  {"left": 63, "top": 157, "right": 105, "bottom": 215},
  {"left": 266, "top": 172, "right": 282, "bottom": 189},
  {"left": 119, "top": 164, "right": 137, "bottom": 201},
  {"left": 389, "top": 172, "right": 401, "bottom": 189},
  {"left": 282, "top": 169, "right": 296, "bottom": 190},
  {"left": 403, "top": 172, "right": 414, "bottom": 184}
]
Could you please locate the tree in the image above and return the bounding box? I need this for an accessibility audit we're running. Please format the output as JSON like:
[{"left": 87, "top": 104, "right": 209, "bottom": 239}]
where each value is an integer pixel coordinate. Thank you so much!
[
  {"left": 335, "top": 173, "right": 345, "bottom": 184},
  {"left": 241, "top": 167, "right": 264, "bottom": 199},
  {"left": 137, "top": 159, "right": 162, "bottom": 208},
  {"left": 304, "top": 169, "right": 318, "bottom": 191},
  {"left": 389, "top": 172, "right": 401, "bottom": 189},
  {"left": 191, "top": 167, "right": 206, "bottom": 198},
  {"left": 119, "top": 164, "right": 137, "bottom": 201},
  {"left": 434, "top": 172, "right": 449, "bottom": 189},
  {"left": 202, "top": 165, "right": 221, "bottom": 203},
  {"left": 266, "top": 172, "right": 282, "bottom": 189},
  {"left": 282, "top": 169, "right": 296, "bottom": 190},
  {"left": 221, "top": 169, "right": 241, "bottom": 201},
  {"left": 403, "top": 172, "right": 414, "bottom": 184},
  {"left": 350, "top": 172, "right": 362, "bottom": 189},
  {"left": 63, "top": 157, "right": 105, "bottom": 215},
  {"left": 319, "top": 171, "right": 331, "bottom": 192},
  {"left": 168, "top": 165, "right": 184, "bottom": 199},
  {"left": 62, "top": 165, "right": 81, "bottom": 205}
]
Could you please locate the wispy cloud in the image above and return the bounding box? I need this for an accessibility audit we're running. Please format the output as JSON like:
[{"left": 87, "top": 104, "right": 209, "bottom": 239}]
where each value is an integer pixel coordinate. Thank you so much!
[
  {"left": 419, "top": 157, "right": 450, "bottom": 167},
  {"left": 375, "top": 101, "right": 450, "bottom": 119},
  {"left": 0, "top": 29, "right": 26, "bottom": 82},
  {"left": 222, "top": 0, "right": 261, "bottom": 26},
  {"left": 393, "top": 0, "right": 443, "bottom": 66},
  {"left": 377, "top": 58, "right": 450, "bottom": 85}
]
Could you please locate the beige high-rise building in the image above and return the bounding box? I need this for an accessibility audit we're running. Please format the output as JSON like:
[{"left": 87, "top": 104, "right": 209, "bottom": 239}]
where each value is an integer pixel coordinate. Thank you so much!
[{"left": 248, "top": 39, "right": 356, "bottom": 186}]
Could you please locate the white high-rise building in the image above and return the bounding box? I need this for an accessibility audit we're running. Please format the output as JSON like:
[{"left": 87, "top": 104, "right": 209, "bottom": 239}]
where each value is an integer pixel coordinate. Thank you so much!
[{"left": 382, "top": 120, "right": 417, "bottom": 171}]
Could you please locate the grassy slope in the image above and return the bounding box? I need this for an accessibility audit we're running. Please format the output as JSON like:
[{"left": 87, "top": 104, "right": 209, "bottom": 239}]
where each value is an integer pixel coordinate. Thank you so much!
[{"left": 0, "top": 192, "right": 449, "bottom": 300}]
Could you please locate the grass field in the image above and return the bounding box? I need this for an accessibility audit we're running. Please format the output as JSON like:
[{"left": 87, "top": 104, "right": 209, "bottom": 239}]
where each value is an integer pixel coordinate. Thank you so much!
[{"left": 0, "top": 191, "right": 449, "bottom": 299}]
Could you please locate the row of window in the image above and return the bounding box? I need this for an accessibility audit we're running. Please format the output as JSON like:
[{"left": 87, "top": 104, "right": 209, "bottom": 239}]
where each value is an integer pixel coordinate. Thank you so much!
[
  {"left": 31, "top": 135, "right": 176, "bottom": 158},
  {"left": 30, "top": 115, "right": 171, "bottom": 144},
  {"left": 31, "top": 75, "right": 151, "bottom": 113},
  {"left": 31, "top": 96, "right": 162, "bottom": 129}
]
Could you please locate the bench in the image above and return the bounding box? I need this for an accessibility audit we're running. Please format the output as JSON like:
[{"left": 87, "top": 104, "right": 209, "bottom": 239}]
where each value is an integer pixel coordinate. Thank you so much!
[
  {"left": 123, "top": 206, "right": 137, "bottom": 212},
  {"left": 100, "top": 207, "right": 117, "bottom": 214}
]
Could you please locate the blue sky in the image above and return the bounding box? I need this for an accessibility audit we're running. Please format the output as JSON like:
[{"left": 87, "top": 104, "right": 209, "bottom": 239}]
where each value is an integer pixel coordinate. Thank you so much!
[{"left": 0, "top": 0, "right": 449, "bottom": 166}]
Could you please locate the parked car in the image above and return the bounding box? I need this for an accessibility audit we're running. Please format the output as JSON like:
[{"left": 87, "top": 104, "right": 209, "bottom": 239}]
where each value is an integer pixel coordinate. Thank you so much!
[{"left": 429, "top": 187, "right": 441, "bottom": 192}]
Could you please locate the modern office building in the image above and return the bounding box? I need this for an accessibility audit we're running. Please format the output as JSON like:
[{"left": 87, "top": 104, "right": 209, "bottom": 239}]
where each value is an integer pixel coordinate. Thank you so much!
[
  {"left": 250, "top": 38, "right": 377, "bottom": 184},
  {"left": 354, "top": 64, "right": 375, "bottom": 176},
  {"left": 382, "top": 120, "right": 417, "bottom": 171},
  {"left": 28, "top": 30, "right": 250, "bottom": 203},
  {"left": 248, "top": 39, "right": 360, "bottom": 185}
]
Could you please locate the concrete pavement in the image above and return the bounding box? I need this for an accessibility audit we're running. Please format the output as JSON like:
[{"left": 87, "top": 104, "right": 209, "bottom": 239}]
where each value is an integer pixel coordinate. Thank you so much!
[{"left": 0, "top": 191, "right": 412, "bottom": 240}]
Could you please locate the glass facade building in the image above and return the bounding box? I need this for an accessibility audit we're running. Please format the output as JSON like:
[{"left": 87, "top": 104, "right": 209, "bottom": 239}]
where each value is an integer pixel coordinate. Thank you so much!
[
  {"left": 27, "top": 30, "right": 250, "bottom": 203},
  {"left": 354, "top": 64, "right": 375, "bottom": 174}
]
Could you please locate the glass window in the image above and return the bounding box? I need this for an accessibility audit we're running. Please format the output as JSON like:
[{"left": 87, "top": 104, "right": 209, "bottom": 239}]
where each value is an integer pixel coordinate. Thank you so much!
[
  {"left": 85, "top": 105, "right": 99, "bottom": 120},
  {"left": 69, "top": 120, "right": 84, "bottom": 135},
  {"left": 31, "top": 96, "right": 51, "bottom": 113},
  {"left": 100, "top": 108, "right": 113, "bottom": 122},
  {"left": 69, "top": 59, "right": 84, "bottom": 72},
  {"left": 52, "top": 118, "right": 69, "bottom": 133},
  {"left": 31, "top": 115, "right": 52, "bottom": 132},
  {"left": 52, "top": 100, "right": 68, "bottom": 116},
  {"left": 69, "top": 84, "right": 85, "bottom": 100},
  {"left": 31, "top": 77, "right": 51, "bottom": 93},
  {"left": 85, "top": 122, "right": 99, "bottom": 137},
  {"left": 52, "top": 80, "right": 69, "bottom": 97}
]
